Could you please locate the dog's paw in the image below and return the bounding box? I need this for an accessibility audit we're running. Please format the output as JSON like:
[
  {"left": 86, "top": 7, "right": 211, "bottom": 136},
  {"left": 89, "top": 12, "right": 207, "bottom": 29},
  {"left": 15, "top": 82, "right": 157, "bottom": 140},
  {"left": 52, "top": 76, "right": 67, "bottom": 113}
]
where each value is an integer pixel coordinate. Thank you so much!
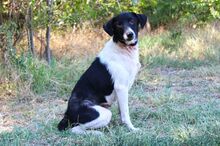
[
  {"left": 126, "top": 124, "right": 140, "bottom": 132},
  {"left": 129, "top": 127, "right": 140, "bottom": 132},
  {"left": 71, "top": 126, "right": 104, "bottom": 136},
  {"left": 86, "top": 130, "right": 104, "bottom": 136}
]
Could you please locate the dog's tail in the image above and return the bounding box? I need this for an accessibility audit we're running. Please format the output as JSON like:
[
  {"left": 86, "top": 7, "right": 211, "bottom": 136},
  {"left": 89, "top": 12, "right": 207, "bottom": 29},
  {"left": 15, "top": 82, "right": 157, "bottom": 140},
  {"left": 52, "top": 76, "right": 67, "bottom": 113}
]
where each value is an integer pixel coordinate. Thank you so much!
[{"left": 57, "top": 115, "right": 69, "bottom": 131}]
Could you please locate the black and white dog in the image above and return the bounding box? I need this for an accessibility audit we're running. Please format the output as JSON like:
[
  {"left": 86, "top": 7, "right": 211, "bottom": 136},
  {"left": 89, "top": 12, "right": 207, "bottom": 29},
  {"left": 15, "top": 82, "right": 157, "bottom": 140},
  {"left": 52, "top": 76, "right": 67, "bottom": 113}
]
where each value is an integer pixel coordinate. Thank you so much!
[{"left": 58, "top": 12, "right": 147, "bottom": 134}]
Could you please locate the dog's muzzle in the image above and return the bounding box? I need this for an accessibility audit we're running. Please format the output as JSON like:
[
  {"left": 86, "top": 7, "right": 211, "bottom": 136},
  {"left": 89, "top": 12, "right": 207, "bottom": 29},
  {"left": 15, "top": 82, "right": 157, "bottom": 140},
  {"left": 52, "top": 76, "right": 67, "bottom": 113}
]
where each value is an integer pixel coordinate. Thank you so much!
[
  {"left": 126, "top": 32, "right": 134, "bottom": 41},
  {"left": 123, "top": 27, "right": 137, "bottom": 45}
]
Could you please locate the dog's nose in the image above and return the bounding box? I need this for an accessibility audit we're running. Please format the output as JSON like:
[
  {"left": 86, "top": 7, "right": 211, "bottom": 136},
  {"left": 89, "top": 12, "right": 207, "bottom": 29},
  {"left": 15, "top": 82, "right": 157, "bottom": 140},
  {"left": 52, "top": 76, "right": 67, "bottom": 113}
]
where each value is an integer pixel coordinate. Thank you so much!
[{"left": 127, "top": 32, "right": 134, "bottom": 40}]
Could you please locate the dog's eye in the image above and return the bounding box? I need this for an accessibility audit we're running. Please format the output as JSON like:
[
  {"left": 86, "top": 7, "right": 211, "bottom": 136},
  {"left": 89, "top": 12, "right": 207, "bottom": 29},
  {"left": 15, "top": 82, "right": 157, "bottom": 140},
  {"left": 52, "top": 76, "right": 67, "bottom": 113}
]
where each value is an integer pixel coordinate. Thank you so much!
[
  {"left": 115, "top": 22, "right": 123, "bottom": 28},
  {"left": 129, "top": 19, "right": 135, "bottom": 25}
]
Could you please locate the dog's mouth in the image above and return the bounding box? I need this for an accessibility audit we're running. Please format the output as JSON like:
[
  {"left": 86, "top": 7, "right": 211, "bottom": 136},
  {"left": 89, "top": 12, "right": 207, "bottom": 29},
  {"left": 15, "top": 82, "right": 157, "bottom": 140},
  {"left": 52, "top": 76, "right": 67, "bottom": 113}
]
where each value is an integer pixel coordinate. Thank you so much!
[
  {"left": 117, "top": 39, "right": 138, "bottom": 50},
  {"left": 127, "top": 40, "right": 137, "bottom": 46},
  {"left": 119, "top": 38, "right": 137, "bottom": 47},
  {"left": 125, "top": 39, "right": 137, "bottom": 46}
]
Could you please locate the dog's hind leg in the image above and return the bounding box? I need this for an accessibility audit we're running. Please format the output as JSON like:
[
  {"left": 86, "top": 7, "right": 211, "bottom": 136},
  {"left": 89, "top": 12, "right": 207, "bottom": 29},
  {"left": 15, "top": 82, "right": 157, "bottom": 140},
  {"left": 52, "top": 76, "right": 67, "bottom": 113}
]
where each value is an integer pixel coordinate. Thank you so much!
[
  {"left": 57, "top": 115, "right": 69, "bottom": 131},
  {"left": 71, "top": 105, "right": 112, "bottom": 135}
]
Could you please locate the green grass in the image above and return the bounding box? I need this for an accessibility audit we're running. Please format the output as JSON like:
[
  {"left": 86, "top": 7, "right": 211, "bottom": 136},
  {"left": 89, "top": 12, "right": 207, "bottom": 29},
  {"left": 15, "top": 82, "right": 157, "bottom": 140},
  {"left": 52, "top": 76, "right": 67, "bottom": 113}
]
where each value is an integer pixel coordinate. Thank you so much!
[
  {"left": 1, "top": 83, "right": 220, "bottom": 145},
  {"left": 0, "top": 23, "right": 220, "bottom": 145},
  {"left": 140, "top": 24, "right": 220, "bottom": 69}
]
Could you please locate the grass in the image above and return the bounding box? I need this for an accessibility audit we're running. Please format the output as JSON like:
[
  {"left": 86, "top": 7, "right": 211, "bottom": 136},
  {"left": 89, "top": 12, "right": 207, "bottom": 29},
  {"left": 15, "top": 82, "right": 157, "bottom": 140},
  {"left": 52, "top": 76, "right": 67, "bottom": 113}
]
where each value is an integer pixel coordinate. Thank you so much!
[
  {"left": 0, "top": 22, "right": 220, "bottom": 145},
  {"left": 140, "top": 23, "right": 220, "bottom": 69}
]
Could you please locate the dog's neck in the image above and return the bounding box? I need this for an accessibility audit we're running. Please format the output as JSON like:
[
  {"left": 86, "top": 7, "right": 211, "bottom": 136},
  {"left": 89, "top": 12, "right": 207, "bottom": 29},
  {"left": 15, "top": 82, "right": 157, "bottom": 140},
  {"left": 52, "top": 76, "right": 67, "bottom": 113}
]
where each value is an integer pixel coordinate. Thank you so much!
[
  {"left": 99, "top": 39, "right": 140, "bottom": 66},
  {"left": 115, "top": 40, "right": 138, "bottom": 52}
]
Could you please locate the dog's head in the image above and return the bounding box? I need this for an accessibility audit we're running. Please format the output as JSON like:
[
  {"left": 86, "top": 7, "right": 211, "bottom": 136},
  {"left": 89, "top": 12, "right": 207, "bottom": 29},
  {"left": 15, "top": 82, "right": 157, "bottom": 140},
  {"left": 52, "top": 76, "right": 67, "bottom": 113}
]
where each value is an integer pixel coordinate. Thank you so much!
[{"left": 103, "top": 12, "right": 147, "bottom": 46}]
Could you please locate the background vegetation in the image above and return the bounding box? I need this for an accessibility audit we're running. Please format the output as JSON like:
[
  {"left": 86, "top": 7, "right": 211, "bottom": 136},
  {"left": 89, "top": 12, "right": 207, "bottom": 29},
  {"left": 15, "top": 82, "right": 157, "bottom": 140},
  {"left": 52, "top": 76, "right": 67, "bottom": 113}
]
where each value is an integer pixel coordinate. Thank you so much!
[
  {"left": 0, "top": 0, "right": 220, "bottom": 145},
  {"left": 1, "top": 0, "right": 220, "bottom": 64}
]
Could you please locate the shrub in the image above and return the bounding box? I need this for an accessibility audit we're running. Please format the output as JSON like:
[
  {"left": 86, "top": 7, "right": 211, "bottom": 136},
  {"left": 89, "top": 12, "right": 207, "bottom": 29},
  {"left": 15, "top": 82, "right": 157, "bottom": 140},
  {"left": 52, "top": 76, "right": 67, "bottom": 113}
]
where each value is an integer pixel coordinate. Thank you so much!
[{"left": 53, "top": 0, "right": 220, "bottom": 28}]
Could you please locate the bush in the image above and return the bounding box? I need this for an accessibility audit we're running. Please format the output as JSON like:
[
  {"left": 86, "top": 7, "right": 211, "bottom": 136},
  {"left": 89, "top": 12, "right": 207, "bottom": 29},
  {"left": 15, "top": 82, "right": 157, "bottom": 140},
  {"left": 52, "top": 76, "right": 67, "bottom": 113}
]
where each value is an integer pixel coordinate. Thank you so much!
[
  {"left": 2, "top": 1, "right": 219, "bottom": 30},
  {"left": 53, "top": 0, "right": 220, "bottom": 28}
]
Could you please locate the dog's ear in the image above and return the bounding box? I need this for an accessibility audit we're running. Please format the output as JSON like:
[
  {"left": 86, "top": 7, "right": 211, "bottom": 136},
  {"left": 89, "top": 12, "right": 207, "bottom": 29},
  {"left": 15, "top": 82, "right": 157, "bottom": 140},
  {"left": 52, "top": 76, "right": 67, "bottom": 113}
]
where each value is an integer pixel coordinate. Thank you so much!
[
  {"left": 135, "top": 13, "right": 147, "bottom": 29},
  {"left": 103, "top": 18, "right": 114, "bottom": 36}
]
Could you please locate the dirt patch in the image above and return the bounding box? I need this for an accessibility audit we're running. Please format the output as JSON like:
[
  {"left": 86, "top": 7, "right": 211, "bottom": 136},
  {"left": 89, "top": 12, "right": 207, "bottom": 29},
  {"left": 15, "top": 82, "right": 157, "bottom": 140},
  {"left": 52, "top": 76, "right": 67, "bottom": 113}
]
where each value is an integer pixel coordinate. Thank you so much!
[
  {"left": 0, "top": 96, "right": 67, "bottom": 133},
  {"left": 145, "top": 66, "right": 220, "bottom": 96}
]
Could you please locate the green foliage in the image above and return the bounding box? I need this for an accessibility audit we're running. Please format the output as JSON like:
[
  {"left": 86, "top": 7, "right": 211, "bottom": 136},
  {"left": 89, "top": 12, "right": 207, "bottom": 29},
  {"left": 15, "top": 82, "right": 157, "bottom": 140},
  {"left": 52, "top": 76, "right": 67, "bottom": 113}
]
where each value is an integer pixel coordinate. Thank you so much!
[
  {"left": 0, "top": 21, "right": 19, "bottom": 63},
  {"left": 50, "top": 0, "right": 139, "bottom": 27},
  {"left": 9, "top": 52, "right": 93, "bottom": 95},
  {"left": 59, "top": 0, "right": 220, "bottom": 27},
  {"left": 1, "top": 0, "right": 220, "bottom": 32},
  {"left": 137, "top": 0, "right": 220, "bottom": 27},
  {"left": 27, "top": 0, "right": 220, "bottom": 28}
]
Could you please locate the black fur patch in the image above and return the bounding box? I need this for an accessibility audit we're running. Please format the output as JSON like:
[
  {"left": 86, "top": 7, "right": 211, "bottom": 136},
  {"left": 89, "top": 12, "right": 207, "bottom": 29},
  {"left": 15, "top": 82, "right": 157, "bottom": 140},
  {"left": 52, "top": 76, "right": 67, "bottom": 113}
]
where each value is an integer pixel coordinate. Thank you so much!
[{"left": 58, "top": 57, "right": 114, "bottom": 130}]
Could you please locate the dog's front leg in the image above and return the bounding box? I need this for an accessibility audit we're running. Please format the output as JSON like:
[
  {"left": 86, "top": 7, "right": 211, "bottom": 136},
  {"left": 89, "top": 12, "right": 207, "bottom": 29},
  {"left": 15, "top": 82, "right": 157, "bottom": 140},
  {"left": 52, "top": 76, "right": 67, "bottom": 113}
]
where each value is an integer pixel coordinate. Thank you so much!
[{"left": 115, "top": 85, "right": 137, "bottom": 131}]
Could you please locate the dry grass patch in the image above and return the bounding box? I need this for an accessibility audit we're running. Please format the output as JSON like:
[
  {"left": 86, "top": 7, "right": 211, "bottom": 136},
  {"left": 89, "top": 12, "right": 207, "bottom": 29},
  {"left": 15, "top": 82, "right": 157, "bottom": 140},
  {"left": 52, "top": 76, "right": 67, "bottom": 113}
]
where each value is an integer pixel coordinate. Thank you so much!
[
  {"left": 16, "top": 28, "right": 109, "bottom": 59},
  {"left": 140, "top": 21, "right": 220, "bottom": 68}
]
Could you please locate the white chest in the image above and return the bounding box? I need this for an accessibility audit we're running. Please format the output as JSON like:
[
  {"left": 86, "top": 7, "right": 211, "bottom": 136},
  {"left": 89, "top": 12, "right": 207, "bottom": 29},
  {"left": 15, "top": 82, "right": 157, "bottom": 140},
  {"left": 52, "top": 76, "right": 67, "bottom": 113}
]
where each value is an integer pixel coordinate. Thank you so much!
[{"left": 99, "top": 40, "right": 140, "bottom": 88}]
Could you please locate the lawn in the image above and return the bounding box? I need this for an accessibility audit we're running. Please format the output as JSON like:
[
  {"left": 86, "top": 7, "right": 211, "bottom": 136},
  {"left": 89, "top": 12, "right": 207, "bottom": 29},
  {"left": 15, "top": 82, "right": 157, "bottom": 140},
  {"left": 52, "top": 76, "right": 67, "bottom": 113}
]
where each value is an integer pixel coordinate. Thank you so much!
[{"left": 0, "top": 23, "right": 220, "bottom": 145}]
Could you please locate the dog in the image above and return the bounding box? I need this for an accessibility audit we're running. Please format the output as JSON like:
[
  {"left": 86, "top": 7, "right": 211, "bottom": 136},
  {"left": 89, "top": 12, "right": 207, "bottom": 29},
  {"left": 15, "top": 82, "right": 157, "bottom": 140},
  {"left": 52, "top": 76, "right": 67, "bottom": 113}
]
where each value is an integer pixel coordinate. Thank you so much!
[{"left": 58, "top": 12, "right": 147, "bottom": 134}]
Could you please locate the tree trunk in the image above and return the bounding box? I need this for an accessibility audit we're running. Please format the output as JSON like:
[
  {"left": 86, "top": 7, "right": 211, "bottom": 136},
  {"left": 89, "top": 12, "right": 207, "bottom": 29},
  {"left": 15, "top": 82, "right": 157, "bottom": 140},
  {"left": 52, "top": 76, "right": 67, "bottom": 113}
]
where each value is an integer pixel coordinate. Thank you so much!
[
  {"left": 27, "top": 6, "right": 35, "bottom": 56},
  {"left": 45, "top": 26, "right": 51, "bottom": 64},
  {"left": 45, "top": 0, "right": 53, "bottom": 64},
  {"left": 0, "top": 0, "right": 3, "bottom": 62},
  {"left": 0, "top": 0, "right": 3, "bottom": 25}
]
